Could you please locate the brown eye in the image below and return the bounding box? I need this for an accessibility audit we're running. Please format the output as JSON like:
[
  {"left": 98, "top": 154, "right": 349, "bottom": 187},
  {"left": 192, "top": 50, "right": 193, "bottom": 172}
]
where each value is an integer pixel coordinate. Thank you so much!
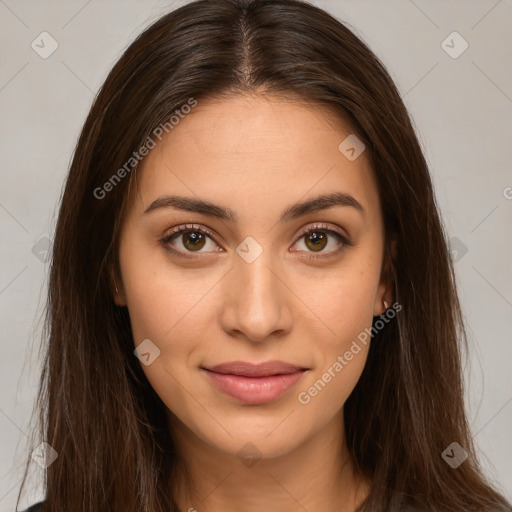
[
  {"left": 181, "top": 231, "right": 207, "bottom": 251},
  {"left": 291, "top": 224, "right": 351, "bottom": 260},
  {"left": 304, "top": 230, "right": 328, "bottom": 252},
  {"left": 161, "top": 224, "right": 221, "bottom": 257}
]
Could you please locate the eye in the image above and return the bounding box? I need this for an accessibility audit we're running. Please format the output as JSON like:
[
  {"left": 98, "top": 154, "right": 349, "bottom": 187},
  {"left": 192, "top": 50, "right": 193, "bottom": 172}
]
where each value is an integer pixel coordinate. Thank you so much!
[
  {"left": 160, "top": 222, "right": 352, "bottom": 260},
  {"left": 160, "top": 224, "right": 222, "bottom": 258},
  {"left": 291, "top": 223, "right": 351, "bottom": 259}
]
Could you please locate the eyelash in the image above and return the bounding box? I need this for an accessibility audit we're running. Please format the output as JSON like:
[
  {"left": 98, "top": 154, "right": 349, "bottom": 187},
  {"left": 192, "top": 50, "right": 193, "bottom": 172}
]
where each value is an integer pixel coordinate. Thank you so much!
[{"left": 160, "top": 222, "right": 352, "bottom": 261}]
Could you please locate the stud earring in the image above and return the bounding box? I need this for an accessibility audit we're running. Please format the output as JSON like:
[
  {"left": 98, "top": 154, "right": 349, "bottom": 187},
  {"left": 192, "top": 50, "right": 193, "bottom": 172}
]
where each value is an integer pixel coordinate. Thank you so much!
[
  {"left": 113, "top": 277, "right": 119, "bottom": 294},
  {"left": 383, "top": 300, "right": 389, "bottom": 309}
]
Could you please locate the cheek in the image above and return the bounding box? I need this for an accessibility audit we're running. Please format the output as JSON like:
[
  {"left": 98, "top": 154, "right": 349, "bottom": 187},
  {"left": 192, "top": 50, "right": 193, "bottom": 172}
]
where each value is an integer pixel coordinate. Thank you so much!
[
  {"left": 122, "top": 263, "right": 207, "bottom": 423},
  {"left": 118, "top": 240, "right": 216, "bottom": 400},
  {"left": 123, "top": 270, "right": 210, "bottom": 385},
  {"left": 119, "top": 234, "right": 208, "bottom": 345},
  {"left": 296, "top": 274, "right": 375, "bottom": 415},
  {"left": 293, "top": 253, "right": 380, "bottom": 412},
  {"left": 301, "top": 254, "right": 382, "bottom": 344}
]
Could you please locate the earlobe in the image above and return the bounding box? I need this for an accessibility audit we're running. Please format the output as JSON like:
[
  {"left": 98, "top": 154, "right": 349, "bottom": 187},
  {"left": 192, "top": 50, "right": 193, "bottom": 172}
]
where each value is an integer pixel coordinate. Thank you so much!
[
  {"left": 113, "top": 276, "right": 120, "bottom": 304},
  {"left": 109, "top": 265, "right": 126, "bottom": 306},
  {"left": 373, "top": 237, "right": 397, "bottom": 316},
  {"left": 373, "top": 290, "right": 393, "bottom": 316}
]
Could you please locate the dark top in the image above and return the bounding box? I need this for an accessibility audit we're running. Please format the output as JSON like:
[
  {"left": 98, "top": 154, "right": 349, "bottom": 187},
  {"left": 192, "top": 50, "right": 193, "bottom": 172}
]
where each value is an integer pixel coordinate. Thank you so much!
[
  {"left": 20, "top": 500, "right": 512, "bottom": 511},
  {"left": 19, "top": 504, "right": 43, "bottom": 512}
]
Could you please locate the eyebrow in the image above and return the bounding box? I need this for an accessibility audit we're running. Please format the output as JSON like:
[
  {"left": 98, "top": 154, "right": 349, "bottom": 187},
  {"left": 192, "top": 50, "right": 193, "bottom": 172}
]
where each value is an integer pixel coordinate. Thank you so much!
[{"left": 143, "top": 192, "right": 364, "bottom": 222}]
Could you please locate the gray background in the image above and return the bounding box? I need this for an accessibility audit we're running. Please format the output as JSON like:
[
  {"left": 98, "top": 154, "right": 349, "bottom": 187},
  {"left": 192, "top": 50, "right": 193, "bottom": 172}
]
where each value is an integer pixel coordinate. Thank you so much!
[{"left": 0, "top": 0, "right": 511, "bottom": 509}]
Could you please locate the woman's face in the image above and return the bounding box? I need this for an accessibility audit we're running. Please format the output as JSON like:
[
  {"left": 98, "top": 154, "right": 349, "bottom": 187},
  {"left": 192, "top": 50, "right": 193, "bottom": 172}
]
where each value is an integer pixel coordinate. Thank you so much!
[{"left": 116, "top": 94, "right": 389, "bottom": 460}]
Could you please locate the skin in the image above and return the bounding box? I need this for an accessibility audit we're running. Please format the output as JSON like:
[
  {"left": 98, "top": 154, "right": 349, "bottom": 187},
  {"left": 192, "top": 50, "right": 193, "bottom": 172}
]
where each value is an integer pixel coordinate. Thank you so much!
[{"left": 115, "top": 93, "right": 392, "bottom": 512}]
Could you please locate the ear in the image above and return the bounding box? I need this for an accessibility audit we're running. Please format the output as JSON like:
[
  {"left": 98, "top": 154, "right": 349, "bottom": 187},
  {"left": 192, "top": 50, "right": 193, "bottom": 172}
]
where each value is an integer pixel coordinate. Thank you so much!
[
  {"left": 373, "top": 236, "right": 397, "bottom": 316},
  {"left": 109, "top": 263, "right": 127, "bottom": 307}
]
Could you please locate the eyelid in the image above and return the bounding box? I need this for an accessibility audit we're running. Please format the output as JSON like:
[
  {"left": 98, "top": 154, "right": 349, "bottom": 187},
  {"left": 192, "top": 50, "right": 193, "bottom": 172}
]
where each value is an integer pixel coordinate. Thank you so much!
[
  {"left": 163, "top": 223, "right": 218, "bottom": 241},
  {"left": 294, "top": 222, "right": 351, "bottom": 245}
]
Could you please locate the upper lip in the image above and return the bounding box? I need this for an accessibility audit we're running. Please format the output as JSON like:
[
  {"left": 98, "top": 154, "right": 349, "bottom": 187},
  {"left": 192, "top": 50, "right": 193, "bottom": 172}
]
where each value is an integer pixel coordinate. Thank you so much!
[{"left": 203, "top": 360, "right": 308, "bottom": 377}]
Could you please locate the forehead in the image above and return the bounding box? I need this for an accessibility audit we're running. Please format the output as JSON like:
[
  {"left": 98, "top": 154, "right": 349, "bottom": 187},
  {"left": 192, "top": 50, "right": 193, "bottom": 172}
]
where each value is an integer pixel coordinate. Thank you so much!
[{"left": 128, "top": 94, "right": 380, "bottom": 223}]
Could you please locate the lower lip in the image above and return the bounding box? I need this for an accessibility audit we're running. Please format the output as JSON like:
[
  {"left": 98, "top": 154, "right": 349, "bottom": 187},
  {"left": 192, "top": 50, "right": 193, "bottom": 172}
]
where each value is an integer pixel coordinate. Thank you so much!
[{"left": 203, "top": 370, "right": 305, "bottom": 405}]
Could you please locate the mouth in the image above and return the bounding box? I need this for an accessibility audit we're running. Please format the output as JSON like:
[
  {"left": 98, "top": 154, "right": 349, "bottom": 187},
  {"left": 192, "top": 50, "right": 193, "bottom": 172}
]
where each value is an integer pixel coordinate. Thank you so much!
[{"left": 201, "top": 360, "right": 309, "bottom": 405}]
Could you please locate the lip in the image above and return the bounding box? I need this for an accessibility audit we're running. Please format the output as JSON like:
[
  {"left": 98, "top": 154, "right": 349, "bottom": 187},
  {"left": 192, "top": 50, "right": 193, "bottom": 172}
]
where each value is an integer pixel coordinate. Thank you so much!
[{"left": 202, "top": 360, "right": 308, "bottom": 405}]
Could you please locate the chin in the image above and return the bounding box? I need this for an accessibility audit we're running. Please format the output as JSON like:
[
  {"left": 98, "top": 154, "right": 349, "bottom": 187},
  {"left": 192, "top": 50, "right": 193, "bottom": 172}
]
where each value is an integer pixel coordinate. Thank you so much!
[
  {"left": 204, "top": 428, "right": 305, "bottom": 461},
  {"left": 172, "top": 406, "right": 311, "bottom": 460}
]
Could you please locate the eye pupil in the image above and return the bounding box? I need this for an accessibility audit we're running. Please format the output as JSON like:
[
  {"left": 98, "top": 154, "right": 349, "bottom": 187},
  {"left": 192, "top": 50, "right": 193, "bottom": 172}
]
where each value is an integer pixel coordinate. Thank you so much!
[
  {"left": 183, "top": 231, "right": 206, "bottom": 251},
  {"left": 305, "top": 231, "right": 327, "bottom": 252}
]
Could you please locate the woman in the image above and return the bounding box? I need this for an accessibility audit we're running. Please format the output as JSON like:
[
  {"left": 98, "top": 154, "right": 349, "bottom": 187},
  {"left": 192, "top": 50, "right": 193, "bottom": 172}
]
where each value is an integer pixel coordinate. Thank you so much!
[{"left": 17, "top": 0, "right": 510, "bottom": 510}]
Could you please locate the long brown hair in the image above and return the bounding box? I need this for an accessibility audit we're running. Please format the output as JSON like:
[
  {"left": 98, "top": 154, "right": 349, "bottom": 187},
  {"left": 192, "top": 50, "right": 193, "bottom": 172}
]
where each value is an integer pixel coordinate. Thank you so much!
[{"left": 18, "top": 0, "right": 510, "bottom": 510}]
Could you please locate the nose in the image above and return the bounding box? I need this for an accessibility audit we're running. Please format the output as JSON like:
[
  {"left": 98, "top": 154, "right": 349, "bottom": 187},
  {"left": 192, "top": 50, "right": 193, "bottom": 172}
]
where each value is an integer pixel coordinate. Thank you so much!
[{"left": 219, "top": 252, "right": 293, "bottom": 343}]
